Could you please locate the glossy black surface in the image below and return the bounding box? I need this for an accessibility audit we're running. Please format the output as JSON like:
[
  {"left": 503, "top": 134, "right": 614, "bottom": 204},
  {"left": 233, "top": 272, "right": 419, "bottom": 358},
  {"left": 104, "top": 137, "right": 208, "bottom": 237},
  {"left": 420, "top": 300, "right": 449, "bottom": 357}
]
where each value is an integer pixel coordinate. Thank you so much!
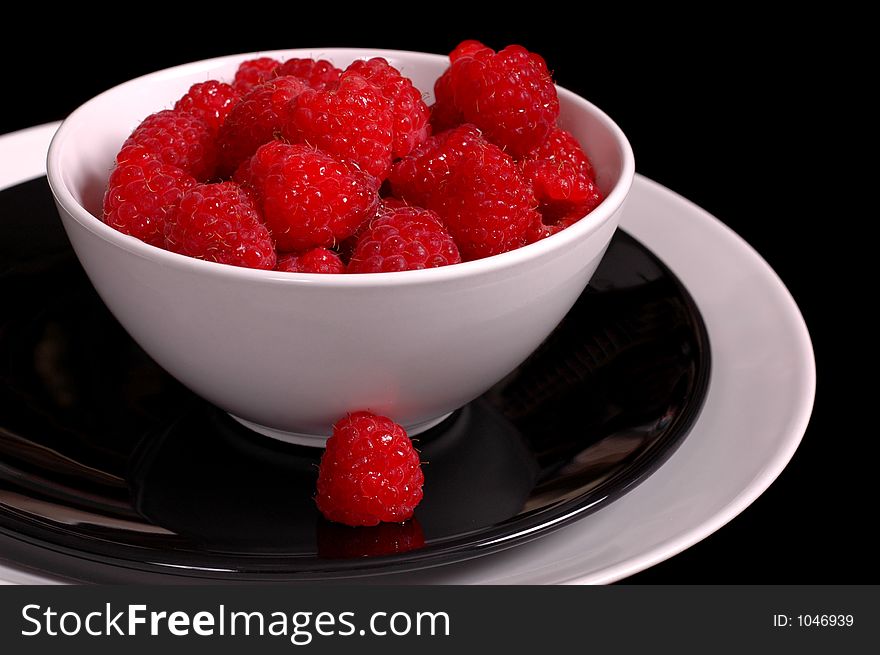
[{"left": 0, "top": 177, "right": 709, "bottom": 581}]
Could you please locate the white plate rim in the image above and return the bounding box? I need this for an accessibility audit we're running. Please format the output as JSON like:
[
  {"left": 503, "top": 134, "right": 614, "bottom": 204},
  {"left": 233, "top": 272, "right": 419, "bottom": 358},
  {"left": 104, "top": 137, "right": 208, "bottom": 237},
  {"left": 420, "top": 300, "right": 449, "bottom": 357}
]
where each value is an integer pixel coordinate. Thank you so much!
[{"left": 0, "top": 123, "right": 815, "bottom": 585}]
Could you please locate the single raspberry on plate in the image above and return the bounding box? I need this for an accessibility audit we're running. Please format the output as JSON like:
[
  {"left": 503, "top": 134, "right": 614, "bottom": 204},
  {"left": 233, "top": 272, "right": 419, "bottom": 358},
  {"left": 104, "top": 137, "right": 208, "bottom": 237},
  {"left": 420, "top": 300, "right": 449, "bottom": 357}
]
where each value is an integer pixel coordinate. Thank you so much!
[
  {"left": 248, "top": 141, "right": 378, "bottom": 252},
  {"left": 388, "top": 124, "right": 484, "bottom": 209},
  {"left": 289, "top": 73, "right": 395, "bottom": 180},
  {"left": 348, "top": 202, "right": 461, "bottom": 273},
  {"left": 122, "top": 109, "right": 217, "bottom": 180},
  {"left": 274, "top": 57, "right": 342, "bottom": 91},
  {"left": 521, "top": 126, "right": 602, "bottom": 225},
  {"left": 345, "top": 57, "right": 429, "bottom": 158},
  {"left": 232, "top": 57, "right": 280, "bottom": 94},
  {"left": 102, "top": 144, "right": 196, "bottom": 247},
  {"left": 276, "top": 248, "right": 345, "bottom": 274},
  {"left": 433, "top": 41, "right": 559, "bottom": 158},
  {"left": 316, "top": 412, "right": 424, "bottom": 526},
  {"left": 216, "top": 75, "right": 310, "bottom": 177},
  {"left": 174, "top": 80, "right": 240, "bottom": 133},
  {"left": 164, "top": 181, "right": 276, "bottom": 270}
]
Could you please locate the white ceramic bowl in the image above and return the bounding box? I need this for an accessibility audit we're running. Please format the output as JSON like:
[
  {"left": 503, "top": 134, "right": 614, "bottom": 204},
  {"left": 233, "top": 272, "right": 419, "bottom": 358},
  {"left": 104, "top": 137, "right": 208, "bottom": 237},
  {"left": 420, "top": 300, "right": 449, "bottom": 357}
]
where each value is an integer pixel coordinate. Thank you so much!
[{"left": 46, "top": 48, "right": 635, "bottom": 446}]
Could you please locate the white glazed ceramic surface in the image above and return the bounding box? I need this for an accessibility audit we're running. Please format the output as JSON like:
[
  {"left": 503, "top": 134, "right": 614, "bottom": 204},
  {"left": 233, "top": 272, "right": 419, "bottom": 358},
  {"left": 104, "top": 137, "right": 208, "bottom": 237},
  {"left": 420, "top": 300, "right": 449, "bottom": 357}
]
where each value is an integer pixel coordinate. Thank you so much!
[
  {"left": 0, "top": 125, "right": 813, "bottom": 584},
  {"left": 46, "top": 49, "right": 635, "bottom": 444}
]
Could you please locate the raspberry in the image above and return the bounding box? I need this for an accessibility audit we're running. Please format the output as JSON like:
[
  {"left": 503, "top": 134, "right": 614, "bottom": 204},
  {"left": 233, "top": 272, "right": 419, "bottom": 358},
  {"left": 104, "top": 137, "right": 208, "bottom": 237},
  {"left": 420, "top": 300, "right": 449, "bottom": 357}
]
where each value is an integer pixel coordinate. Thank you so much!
[
  {"left": 345, "top": 57, "right": 429, "bottom": 158},
  {"left": 102, "top": 145, "right": 196, "bottom": 247},
  {"left": 164, "top": 181, "right": 276, "bottom": 269},
  {"left": 449, "top": 39, "right": 494, "bottom": 62},
  {"left": 316, "top": 412, "right": 424, "bottom": 526},
  {"left": 276, "top": 248, "right": 345, "bottom": 274},
  {"left": 433, "top": 41, "right": 559, "bottom": 157},
  {"left": 174, "top": 80, "right": 240, "bottom": 133},
  {"left": 429, "top": 41, "right": 494, "bottom": 132},
  {"left": 216, "top": 75, "right": 310, "bottom": 177},
  {"left": 232, "top": 57, "right": 280, "bottom": 94},
  {"left": 429, "top": 68, "right": 463, "bottom": 133},
  {"left": 317, "top": 519, "right": 425, "bottom": 558},
  {"left": 274, "top": 58, "right": 341, "bottom": 91},
  {"left": 440, "top": 138, "right": 541, "bottom": 260},
  {"left": 348, "top": 203, "right": 461, "bottom": 273},
  {"left": 289, "top": 73, "right": 394, "bottom": 180},
  {"left": 521, "top": 127, "right": 602, "bottom": 225},
  {"left": 248, "top": 141, "right": 378, "bottom": 252},
  {"left": 388, "top": 124, "right": 484, "bottom": 208},
  {"left": 390, "top": 124, "right": 539, "bottom": 259},
  {"left": 122, "top": 109, "right": 217, "bottom": 180}
]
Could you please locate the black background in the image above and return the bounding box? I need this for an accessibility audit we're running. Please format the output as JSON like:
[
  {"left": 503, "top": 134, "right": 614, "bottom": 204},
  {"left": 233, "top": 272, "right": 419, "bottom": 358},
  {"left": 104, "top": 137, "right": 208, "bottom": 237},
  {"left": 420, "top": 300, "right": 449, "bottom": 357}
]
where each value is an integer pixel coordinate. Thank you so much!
[{"left": 0, "top": 11, "right": 864, "bottom": 582}]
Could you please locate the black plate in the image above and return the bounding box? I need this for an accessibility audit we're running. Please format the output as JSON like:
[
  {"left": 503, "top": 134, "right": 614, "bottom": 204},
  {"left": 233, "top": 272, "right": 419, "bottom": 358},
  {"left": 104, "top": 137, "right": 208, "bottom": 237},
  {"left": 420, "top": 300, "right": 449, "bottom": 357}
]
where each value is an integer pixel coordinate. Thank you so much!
[{"left": 0, "top": 177, "right": 709, "bottom": 582}]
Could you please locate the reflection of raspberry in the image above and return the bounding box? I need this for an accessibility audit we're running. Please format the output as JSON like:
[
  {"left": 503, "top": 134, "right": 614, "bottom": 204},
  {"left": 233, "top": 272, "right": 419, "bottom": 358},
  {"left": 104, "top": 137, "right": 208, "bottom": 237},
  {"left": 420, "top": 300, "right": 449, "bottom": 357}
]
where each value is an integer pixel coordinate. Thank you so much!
[
  {"left": 432, "top": 41, "right": 559, "bottom": 157},
  {"left": 521, "top": 126, "right": 602, "bottom": 225},
  {"left": 174, "top": 80, "right": 240, "bottom": 133},
  {"left": 348, "top": 203, "right": 460, "bottom": 273},
  {"left": 317, "top": 518, "right": 425, "bottom": 559},
  {"left": 388, "top": 124, "right": 484, "bottom": 208},
  {"left": 316, "top": 412, "right": 424, "bottom": 527},
  {"left": 345, "top": 57, "right": 429, "bottom": 158},
  {"left": 102, "top": 145, "right": 195, "bottom": 247},
  {"left": 232, "top": 57, "right": 280, "bottom": 94},
  {"left": 289, "top": 74, "right": 394, "bottom": 180},
  {"left": 248, "top": 141, "right": 378, "bottom": 252},
  {"left": 274, "top": 58, "right": 341, "bottom": 91},
  {"left": 122, "top": 109, "right": 217, "bottom": 180},
  {"left": 276, "top": 248, "right": 345, "bottom": 274},
  {"left": 216, "top": 75, "right": 310, "bottom": 177},
  {"left": 164, "top": 181, "right": 276, "bottom": 270}
]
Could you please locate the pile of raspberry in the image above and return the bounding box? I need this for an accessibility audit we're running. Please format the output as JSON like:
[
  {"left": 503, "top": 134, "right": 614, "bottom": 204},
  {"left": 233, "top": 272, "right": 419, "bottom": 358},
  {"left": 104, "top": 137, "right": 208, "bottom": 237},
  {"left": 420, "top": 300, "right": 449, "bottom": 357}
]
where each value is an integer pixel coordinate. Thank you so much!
[{"left": 103, "top": 41, "right": 602, "bottom": 274}]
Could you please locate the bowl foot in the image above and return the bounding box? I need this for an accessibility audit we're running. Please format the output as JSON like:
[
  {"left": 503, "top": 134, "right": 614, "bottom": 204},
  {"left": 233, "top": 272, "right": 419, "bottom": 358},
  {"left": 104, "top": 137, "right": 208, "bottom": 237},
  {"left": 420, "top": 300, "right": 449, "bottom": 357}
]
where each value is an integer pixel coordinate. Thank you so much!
[{"left": 227, "top": 412, "right": 455, "bottom": 448}]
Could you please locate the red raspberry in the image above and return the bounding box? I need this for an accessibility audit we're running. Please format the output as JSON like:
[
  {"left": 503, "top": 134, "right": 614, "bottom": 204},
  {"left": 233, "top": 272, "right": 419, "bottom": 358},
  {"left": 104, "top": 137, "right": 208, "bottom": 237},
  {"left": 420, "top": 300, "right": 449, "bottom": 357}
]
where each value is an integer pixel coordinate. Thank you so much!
[
  {"left": 164, "top": 181, "right": 276, "bottom": 270},
  {"left": 429, "top": 41, "right": 494, "bottom": 133},
  {"left": 392, "top": 124, "right": 540, "bottom": 259},
  {"left": 216, "top": 75, "right": 310, "bottom": 177},
  {"left": 440, "top": 139, "right": 541, "bottom": 260},
  {"left": 429, "top": 41, "right": 495, "bottom": 133},
  {"left": 248, "top": 141, "right": 378, "bottom": 252},
  {"left": 316, "top": 412, "right": 424, "bottom": 526},
  {"left": 429, "top": 68, "right": 463, "bottom": 133},
  {"left": 276, "top": 248, "right": 345, "bottom": 274},
  {"left": 345, "top": 57, "right": 429, "bottom": 158},
  {"left": 122, "top": 109, "right": 217, "bottom": 180},
  {"left": 388, "top": 124, "right": 484, "bottom": 208},
  {"left": 274, "top": 58, "right": 341, "bottom": 91},
  {"left": 521, "top": 126, "right": 602, "bottom": 225},
  {"left": 232, "top": 57, "right": 280, "bottom": 94},
  {"left": 348, "top": 203, "right": 461, "bottom": 273},
  {"left": 289, "top": 74, "right": 394, "bottom": 180},
  {"left": 449, "top": 39, "right": 494, "bottom": 62},
  {"left": 174, "top": 80, "right": 240, "bottom": 133},
  {"left": 102, "top": 145, "right": 195, "bottom": 247},
  {"left": 433, "top": 41, "right": 559, "bottom": 158}
]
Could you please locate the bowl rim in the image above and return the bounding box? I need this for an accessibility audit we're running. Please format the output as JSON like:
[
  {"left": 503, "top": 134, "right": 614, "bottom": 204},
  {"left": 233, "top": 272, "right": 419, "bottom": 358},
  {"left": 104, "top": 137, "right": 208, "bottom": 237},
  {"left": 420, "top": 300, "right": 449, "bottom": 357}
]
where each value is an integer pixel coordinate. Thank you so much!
[{"left": 46, "top": 47, "right": 635, "bottom": 287}]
